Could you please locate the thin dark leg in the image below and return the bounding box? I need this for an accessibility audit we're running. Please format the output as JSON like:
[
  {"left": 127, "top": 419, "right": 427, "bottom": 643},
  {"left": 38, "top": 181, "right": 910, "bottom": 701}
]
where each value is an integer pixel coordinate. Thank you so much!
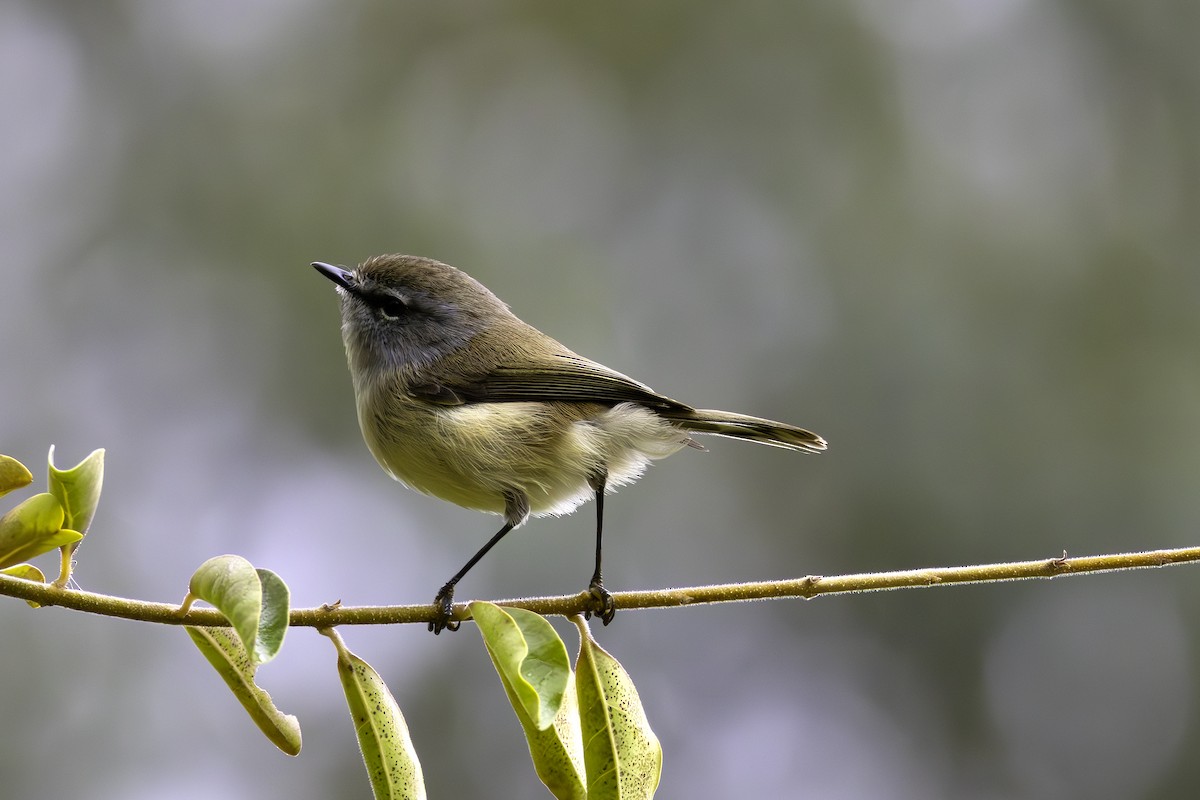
[
  {"left": 589, "top": 479, "right": 606, "bottom": 589},
  {"left": 430, "top": 521, "right": 515, "bottom": 634},
  {"left": 584, "top": 472, "right": 616, "bottom": 625},
  {"left": 430, "top": 491, "right": 529, "bottom": 634}
]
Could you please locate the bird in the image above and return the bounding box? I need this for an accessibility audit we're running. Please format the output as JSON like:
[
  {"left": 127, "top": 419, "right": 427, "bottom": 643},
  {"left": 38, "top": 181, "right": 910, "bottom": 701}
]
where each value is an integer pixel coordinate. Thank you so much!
[{"left": 313, "top": 254, "right": 825, "bottom": 633}]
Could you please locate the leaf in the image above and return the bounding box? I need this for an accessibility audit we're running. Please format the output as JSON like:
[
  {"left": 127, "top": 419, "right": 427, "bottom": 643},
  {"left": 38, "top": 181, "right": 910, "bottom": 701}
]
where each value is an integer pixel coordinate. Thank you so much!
[
  {"left": 184, "top": 557, "right": 291, "bottom": 666},
  {"left": 254, "top": 568, "right": 290, "bottom": 664},
  {"left": 185, "top": 626, "right": 302, "bottom": 755},
  {"left": 573, "top": 618, "right": 663, "bottom": 800},
  {"left": 186, "top": 555, "right": 265, "bottom": 664},
  {"left": 47, "top": 446, "right": 104, "bottom": 536},
  {"left": 520, "top": 674, "right": 587, "bottom": 800},
  {"left": 46, "top": 447, "right": 105, "bottom": 587},
  {"left": 0, "top": 493, "right": 79, "bottom": 569},
  {"left": 1, "top": 563, "right": 47, "bottom": 607},
  {"left": 1, "top": 563, "right": 46, "bottom": 581},
  {"left": 324, "top": 629, "right": 426, "bottom": 800},
  {"left": 473, "top": 602, "right": 572, "bottom": 729},
  {"left": 0, "top": 455, "right": 33, "bottom": 498},
  {"left": 473, "top": 602, "right": 585, "bottom": 800}
]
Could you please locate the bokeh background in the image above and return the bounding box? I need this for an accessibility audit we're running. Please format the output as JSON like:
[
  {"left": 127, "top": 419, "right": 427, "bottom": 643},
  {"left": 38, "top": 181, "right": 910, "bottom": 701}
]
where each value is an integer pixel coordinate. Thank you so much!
[{"left": 3, "top": 1, "right": 1199, "bottom": 798}]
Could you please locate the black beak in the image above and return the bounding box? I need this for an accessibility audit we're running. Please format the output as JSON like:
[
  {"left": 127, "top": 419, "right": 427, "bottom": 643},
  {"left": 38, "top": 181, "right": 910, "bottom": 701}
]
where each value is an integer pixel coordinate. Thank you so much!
[{"left": 312, "top": 262, "right": 355, "bottom": 290}]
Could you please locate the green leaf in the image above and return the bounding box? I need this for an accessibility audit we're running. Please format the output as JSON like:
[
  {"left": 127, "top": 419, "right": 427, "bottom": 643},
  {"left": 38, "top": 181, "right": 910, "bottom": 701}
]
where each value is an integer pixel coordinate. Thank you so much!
[
  {"left": 0, "top": 455, "right": 33, "bottom": 498},
  {"left": 254, "top": 568, "right": 290, "bottom": 664},
  {"left": 473, "top": 602, "right": 585, "bottom": 800},
  {"left": 185, "top": 626, "right": 302, "bottom": 756},
  {"left": 472, "top": 602, "right": 571, "bottom": 729},
  {"left": 0, "top": 493, "right": 80, "bottom": 569},
  {"left": 1, "top": 563, "right": 48, "bottom": 607},
  {"left": 324, "top": 629, "right": 426, "bottom": 800},
  {"left": 573, "top": 618, "right": 662, "bottom": 800},
  {"left": 47, "top": 446, "right": 104, "bottom": 536},
  {"left": 187, "top": 555, "right": 265, "bottom": 664},
  {"left": 1, "top": 563, "right": 46, "bottom": 581},
  {"left": 522, "top": 674, "right": 587, "bottom": 800}
]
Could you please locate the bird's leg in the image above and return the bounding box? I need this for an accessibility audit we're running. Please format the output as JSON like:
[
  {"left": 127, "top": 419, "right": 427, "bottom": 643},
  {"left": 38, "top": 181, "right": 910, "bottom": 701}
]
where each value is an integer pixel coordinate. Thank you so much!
[
  {"left": 430, "top": 491, "right": 529, "bottom": 634},
  {"left": 584, "top": 471, "right": 616, "bottom": 625}
]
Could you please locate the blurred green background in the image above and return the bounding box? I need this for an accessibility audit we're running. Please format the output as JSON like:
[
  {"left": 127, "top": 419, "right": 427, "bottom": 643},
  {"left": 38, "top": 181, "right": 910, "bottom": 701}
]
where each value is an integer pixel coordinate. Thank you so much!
[{"left": 3, "top": 1, "right": 1199, "bottom": 798}]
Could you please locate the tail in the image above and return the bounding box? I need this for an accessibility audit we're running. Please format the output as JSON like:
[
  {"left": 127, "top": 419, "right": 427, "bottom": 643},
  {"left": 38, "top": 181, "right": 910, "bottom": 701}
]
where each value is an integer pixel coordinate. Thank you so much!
[{"left": 663, "top": 408, "right": 827, "bottom": 453}]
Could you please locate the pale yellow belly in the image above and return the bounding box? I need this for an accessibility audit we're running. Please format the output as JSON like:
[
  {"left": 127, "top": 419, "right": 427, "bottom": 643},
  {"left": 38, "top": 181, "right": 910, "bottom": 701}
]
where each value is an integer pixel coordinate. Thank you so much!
[{"left": 358, "top": 399, "right": 690, "bottom": 518}]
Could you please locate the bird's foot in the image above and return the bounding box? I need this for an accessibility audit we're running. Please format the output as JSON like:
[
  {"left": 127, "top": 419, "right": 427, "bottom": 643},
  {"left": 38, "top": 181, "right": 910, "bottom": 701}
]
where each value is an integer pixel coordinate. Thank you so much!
[
  {"left": 429, "top": 583, "right": 460, "bottom": 634},
  {"left": 584, "top": 578, "right": 616, "bottom": 626}
]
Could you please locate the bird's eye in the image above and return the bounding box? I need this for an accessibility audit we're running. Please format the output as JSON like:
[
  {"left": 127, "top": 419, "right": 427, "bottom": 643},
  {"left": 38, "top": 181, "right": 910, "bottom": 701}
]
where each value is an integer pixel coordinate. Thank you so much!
[{"left": 376, "top": 297, "right": 408, "bottom": 320}]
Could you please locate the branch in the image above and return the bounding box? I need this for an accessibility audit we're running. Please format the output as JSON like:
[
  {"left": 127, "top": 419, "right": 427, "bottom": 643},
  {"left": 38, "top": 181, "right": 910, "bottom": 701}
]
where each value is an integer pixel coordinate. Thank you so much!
[{"left": 2, "top": 545, "right": 1198, "bottom": 628}]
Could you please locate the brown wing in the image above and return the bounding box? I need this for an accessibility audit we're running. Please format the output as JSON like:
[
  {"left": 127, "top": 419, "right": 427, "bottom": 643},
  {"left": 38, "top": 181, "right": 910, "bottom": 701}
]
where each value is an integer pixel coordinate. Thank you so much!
[{"left": 410, "top": 352, "right": 693, "bottom": 412}]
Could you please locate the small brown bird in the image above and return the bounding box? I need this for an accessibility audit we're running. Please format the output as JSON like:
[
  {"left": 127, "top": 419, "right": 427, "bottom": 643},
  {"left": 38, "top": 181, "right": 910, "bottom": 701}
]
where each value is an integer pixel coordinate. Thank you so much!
[{"left": 314, "top": 255, "right": 825, "bottom": 633}]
